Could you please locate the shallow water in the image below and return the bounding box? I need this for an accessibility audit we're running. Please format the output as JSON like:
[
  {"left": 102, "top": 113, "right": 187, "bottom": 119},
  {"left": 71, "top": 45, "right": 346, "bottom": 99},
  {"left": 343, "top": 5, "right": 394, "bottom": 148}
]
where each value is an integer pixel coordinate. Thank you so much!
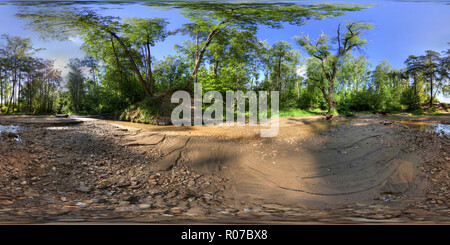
[
  {"left": 385, "top": 116, "right": 450, "bottom": 135},
  {"left": 0, "top": 125, "right": 21, "bottom": 141},
  {"left": 101, "top": 117, "right": 353, "bottom": 140},
  {"left": 0, "top": 125, "right": 20, "bottom": 134},
  {"left": 401, "top": 122, "right": 450, "bottom": 135}
]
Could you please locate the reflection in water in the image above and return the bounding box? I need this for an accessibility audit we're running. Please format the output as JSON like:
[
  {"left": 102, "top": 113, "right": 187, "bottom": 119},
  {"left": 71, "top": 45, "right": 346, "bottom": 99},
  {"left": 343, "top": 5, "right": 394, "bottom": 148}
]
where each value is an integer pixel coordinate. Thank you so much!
[
  {"left": 386, "top": 116, "right": 450, "bottom": 135},
  {"left": 0, "top": 125, "right": 19, "bottom": 134},
  {"left": 402, "top": 122, "right": 450, "bottom": 135},
  {"left": 0, "top": 125, "right": 21, "bottom": 141},
  {"left": 102, "top": 117, "right": 353, "bottom": 139}
]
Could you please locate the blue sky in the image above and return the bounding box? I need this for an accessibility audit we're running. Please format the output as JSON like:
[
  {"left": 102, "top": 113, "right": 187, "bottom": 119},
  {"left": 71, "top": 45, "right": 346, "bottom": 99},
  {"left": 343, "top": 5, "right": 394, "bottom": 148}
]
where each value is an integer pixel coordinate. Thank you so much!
[{"left": 0, "top": 0, "right": 449, "bottom": 101}]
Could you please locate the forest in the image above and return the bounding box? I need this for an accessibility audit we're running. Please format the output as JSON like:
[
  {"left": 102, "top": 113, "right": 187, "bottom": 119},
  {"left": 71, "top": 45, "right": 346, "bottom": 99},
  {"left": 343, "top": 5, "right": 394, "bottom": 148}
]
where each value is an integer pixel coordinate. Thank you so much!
[
  {"left": 1, "top": 0, "right": 450, "bottom": 229},
  {"left": 0, "top": 1, "right": 447, "bottom": 122}
]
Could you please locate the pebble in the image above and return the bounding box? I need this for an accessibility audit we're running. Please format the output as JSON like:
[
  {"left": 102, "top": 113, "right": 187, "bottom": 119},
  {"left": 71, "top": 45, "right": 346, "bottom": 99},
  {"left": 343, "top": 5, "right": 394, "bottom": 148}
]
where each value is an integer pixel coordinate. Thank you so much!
[
  {"left": 203, "top": 193, "right": 213, "bottom": 200},
  {"left": 75, "top": 202, "right": 88, "bottom": 208},
  {"left": 148, "top": 188, "right": 161, "bottom": 195},
  {"left": 185, "top": 207, "right": 205, "bottom": 217},
  {"left": 138, "top": 204, "right": 151, "bottom": 209}
]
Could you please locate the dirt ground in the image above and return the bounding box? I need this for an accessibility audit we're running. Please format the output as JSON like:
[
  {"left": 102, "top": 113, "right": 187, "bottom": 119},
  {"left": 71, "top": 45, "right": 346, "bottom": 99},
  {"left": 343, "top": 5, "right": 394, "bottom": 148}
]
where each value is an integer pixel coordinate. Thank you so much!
[{"left": 0, "top": 114, "right": 448, "bottom": 224}]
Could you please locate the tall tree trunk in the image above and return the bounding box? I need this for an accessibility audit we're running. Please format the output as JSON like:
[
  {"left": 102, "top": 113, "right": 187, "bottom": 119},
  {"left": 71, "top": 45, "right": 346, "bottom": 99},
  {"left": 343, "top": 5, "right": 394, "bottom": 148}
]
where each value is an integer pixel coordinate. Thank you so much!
[
  {"left": 146, "top": 41, "right": 154, "bottom": 95},
  {"left": 213, "top": 60, "right": 219, "bottom": 76},
  {"left": 18, "top": 77, "right": 21, "bottom": 111},
  {"left": 7, "top": 69, "right": 17, "bottom": 114},
  {"left": 429, "top": 74, "right": 434, "bottom": 108},
  {"left": 278, "top": 57, "right": 282, "bottom": 99},
  {"left": 236, "top": 73, "right": 239, "bottom": 91},
  {"left": 0, "top": 70, "right": 3, "bottom": 110},
  {"left": 186, "top": 27, "right": 222, "bottom": 91},
  {"left": 110, "top": 37, "right": 125, "bottom": 95},
  {"left": 413, "top": 73, "right": 417, "bottom": 95},
  {"left": 195, "top": 32, "right": 199, "bottom": 83},
  {"left": 327, "top": 79, "right": 336, "bottom": 114},
  {"left": 6, "top": 81, "right": 15, "bottom": 114},
  {"left": 109, "top": 32, "right": 151, "bottom": 97}
]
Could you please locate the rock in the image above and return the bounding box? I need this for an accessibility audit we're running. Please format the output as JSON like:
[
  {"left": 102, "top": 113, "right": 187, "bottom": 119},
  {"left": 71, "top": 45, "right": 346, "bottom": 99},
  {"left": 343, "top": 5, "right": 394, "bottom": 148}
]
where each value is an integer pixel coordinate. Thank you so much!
[
  {"left": 148, "top": 188, "right": 161, "bottom": 195},
  {"left": 97, "top": 199, "right": 107, "bottom": 204},
  {"left": 118, "top": 201, "right": 130, "bottom": 205},
  {"left": 0, "top": 200, "right": 13, "bottom": 205},
  {"left": 79, "top": 182, "right": 91, "bottom": 193},
  {"left": 185, "top": 207, "right": 205, "bottom": 217},
  {"left": 187, "top": 180, "right": 196, "bottom": 187},
  {"left": 138, "top": 204, "right": 151, "bottom": 209},
  {"left": 165, "top": 191, "right": 177, "bottom": 199},
  {"left": 402, "top": 209, "right": 437, "bottom": 216},
  {"left": 124, "top": 196, "right": 140, "bottom": 204},
  {"left": 75, "top": 202, "right": 88, "bottom": 208},
  {"left": 262, "top": 204, "right": 284, "bottom": 210},
  {"left": 97, "top": 180, "right": 111, "bottom": 189},
  {"left": 203, "top": 193, "right": 213, "bottom": 200},
  {"left": 178, "top": 201, "right": 189, "bottom": 210},
  {"left": 154, "top": 196, "right": 166, "bottom": 208},
  {"left": 116, "top": 206, "right": 138, "bottom": 212},
  {"left": 170, "top": 207, "right": 183, "bottom": 213},
  {"left": 426, "top": 195, "right": 446, "bottom": 200},
  {"left": 79, "top": 186, "right": 91, "bottom": 193},
  {"left": 84, "top": 200, "right": 94, "bottom": 204},
  {"left": 117, "top": 181, "right": 131, "bottom": 187}
]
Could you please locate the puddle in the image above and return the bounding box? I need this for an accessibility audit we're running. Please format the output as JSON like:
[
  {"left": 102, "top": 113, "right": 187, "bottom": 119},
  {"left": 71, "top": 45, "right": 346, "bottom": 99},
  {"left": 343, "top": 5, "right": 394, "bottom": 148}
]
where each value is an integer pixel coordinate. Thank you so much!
[
  {"left": 0, "top": 125, "right": 22, "bottom": 141},
  {"left": 101, "top": 117, "right": 354, "bottom": 139},
  {"left": 401, "top": 122, "right": 450, "bottom": 135},
  {"left": 304, "top": 118, "right": 352, "bottom": 129},
  {"left": 385, "top": 116, "right": 450, "bottom": 135},
  {"left": 0, "top": 125, "right": 20, "bottom": 134}
]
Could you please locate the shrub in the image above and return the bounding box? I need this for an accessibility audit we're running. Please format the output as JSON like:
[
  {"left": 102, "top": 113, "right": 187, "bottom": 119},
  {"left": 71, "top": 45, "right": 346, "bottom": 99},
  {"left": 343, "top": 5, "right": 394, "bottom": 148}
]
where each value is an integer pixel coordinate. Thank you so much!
[
  {"left": 428, "top": 107, "right": 443, "bottom": 115},
  {"left": 411, "top": 108, "right": 425, "bottom": 115},
  {"left": 401, "top": 87, "right": 421, "bottom": 111}
]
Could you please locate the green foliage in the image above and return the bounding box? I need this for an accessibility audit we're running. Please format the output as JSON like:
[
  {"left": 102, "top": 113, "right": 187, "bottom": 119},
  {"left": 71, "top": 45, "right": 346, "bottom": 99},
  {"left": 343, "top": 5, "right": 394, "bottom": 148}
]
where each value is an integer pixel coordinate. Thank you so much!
[
  {"left": 296, "top": 21, "right": 373, "bottom": 115},
  {"left": 410, "top": 108, "right": 425, "bottom": 115},
  {"left": 400, "top": 87, "right": 421, "bottom": 111},
  {"left": 119, "top": 98, "right": 159, "bottom": 125},
  {"left": 8, "top": 3, "right": 448, "bottom": 122},
  {"left": 0, "top": 34, "right": 59, "bottom": 114},
  {"left": 279, "top": 108, "right": 320, "bottom": 117},
  {"left": 441, "top": 103, "right": 449, "bottom": 111},
  {"left": 428, "top": 107, "right": 443, "bottom": 115}
]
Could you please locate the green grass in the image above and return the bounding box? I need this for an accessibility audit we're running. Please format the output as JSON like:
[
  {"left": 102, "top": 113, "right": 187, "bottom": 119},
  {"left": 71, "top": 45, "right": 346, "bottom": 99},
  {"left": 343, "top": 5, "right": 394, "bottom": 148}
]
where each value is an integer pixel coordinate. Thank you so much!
[
  {"left": 410, "top": 108, "right": 425, "bottom": 116},
  {"left": 279, "top": 108, "right": 321, "bottom": 117},
  {"left": 119, "top": 96, "right": 164, "bottom": 125},
  {"left": 430, "top": 112, "right": 447, "bottom": 116},
  {"left": 428, "top": 107, "right": 448, "bottom": 116},
  {"left": 0, "top": 107, "right": 25, "bottom": 115}
]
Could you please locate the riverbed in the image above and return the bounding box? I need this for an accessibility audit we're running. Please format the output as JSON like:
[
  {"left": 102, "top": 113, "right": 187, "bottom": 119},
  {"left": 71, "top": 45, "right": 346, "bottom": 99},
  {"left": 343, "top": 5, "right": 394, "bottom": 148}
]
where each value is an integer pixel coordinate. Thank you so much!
[{"left": 0, "top": 114, "right": 448, "bottom": 224}]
